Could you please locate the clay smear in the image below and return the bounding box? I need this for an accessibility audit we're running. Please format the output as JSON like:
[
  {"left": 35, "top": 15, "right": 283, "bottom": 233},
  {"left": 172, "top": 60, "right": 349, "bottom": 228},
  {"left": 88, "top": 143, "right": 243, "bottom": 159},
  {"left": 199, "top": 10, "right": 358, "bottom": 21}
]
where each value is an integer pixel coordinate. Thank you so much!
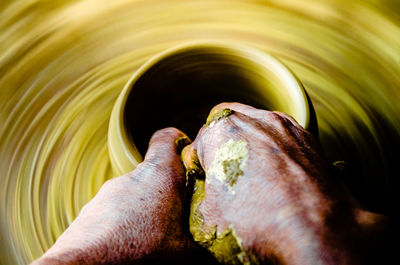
[{"left": 209, "top": 139, "right": 248, "bottom": 189}]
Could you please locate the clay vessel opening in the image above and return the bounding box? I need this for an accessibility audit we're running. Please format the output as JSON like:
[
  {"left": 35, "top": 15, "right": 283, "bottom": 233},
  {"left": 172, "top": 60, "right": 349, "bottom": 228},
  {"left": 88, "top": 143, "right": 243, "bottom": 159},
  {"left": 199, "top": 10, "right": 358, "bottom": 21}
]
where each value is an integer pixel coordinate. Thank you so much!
[{"left": 124, "top": 49, "right": 278, "bottom": 156}]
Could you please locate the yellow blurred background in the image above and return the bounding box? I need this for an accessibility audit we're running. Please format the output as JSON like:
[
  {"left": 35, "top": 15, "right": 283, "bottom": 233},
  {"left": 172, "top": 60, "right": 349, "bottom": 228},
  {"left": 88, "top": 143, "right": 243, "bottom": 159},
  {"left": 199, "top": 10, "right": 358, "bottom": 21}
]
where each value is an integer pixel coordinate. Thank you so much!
[{"left": 0, "top": 0, "right": 399, "bottom": 264}]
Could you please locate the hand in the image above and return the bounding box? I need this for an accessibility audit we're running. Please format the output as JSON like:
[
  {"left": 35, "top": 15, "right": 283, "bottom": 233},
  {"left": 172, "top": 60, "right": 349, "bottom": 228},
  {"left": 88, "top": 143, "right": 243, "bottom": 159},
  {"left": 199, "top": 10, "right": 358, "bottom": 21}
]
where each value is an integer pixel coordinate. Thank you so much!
[
  {"left": 32, "top": 128, "right": 218, "bottom": 265},
  {"left": 182, "top": 103, "right": 386, "bottom": 265}
]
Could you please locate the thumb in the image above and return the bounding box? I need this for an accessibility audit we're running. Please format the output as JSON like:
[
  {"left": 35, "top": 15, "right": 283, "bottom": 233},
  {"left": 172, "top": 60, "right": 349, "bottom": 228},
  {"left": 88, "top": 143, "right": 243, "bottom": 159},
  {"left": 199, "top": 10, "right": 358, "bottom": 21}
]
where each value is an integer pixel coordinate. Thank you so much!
[
  {"left": 139, "top": 127, "right": 191, "bottom": 188},
  {"left": 144, "top": 127, "right": 191, "bottom": 162}
]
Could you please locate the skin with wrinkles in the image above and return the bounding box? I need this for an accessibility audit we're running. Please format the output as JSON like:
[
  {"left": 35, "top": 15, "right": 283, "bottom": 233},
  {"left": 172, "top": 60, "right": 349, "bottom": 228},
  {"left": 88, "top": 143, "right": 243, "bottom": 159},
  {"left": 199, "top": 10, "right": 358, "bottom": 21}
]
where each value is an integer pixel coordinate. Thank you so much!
[
  {"left": 182, "top": 102, "right": 387, "bottom": 265},
  {"left": 32, "top": 128, "right": 218, "bottom": 265},
  {"left": 32, "top": 102, "right": 387, "bottom": 265}
]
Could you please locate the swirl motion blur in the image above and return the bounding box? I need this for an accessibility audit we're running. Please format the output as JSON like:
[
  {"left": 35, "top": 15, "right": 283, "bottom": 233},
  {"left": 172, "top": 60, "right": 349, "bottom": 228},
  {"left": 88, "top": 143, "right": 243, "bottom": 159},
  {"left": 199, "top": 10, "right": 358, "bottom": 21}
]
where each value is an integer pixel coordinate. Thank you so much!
[{"left": 0, "top": 0, "right": 399, "bottom": 264}]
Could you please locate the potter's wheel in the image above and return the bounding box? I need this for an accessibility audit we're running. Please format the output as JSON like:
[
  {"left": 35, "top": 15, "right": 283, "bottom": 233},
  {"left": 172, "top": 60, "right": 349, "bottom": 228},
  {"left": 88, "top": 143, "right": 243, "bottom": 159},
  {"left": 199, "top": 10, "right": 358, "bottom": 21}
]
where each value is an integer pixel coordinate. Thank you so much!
[{"left": 0, "top": 1, "right": 399, "bottom": 264}]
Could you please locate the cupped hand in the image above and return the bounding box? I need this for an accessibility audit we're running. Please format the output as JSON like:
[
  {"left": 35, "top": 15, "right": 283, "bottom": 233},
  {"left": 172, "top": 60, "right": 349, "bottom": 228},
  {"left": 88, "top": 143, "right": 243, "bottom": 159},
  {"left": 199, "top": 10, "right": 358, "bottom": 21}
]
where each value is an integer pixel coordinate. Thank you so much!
[{"left": 182, "top": 102, "right": 385, "bottom": 265}]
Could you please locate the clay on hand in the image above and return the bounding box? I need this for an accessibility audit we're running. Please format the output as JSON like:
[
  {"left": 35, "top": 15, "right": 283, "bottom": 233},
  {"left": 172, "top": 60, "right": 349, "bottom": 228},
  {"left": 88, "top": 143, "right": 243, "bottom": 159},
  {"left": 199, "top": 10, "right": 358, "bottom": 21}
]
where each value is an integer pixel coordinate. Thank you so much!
[{"left": 181, "top": 102, "right": 386, "bottom": 265}]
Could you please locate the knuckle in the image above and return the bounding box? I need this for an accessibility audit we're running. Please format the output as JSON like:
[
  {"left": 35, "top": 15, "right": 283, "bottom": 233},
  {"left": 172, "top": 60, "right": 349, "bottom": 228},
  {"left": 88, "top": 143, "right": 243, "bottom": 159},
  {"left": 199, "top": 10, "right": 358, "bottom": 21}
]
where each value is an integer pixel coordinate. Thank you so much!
[
  {"left": 270, "top": 112, "right": 297, "bottom": 129},
  {"left": 267, "top": 112, "right": 288, "bottom": 129},
  {"left": 270, "top": 111, "right": 286, "bottom": 121},
  {"left": 273, "top": 111, "right": 302, "bottom": 127}
]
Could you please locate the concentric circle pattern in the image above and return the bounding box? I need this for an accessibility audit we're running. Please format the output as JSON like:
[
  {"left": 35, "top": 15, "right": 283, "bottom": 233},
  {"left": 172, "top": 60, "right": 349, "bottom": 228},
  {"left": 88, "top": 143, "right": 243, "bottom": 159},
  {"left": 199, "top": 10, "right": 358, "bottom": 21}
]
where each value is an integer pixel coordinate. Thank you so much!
[{"left": 1, "top": 1, "right": 399, "bottom": 264}]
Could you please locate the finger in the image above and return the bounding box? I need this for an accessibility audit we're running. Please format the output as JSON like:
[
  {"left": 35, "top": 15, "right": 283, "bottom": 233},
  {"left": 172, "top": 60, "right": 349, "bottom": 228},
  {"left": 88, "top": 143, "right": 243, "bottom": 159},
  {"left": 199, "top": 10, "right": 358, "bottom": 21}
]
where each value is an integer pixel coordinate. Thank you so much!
[
  {"left": 140, "top": 127, "right": 191, "bottom": 184},
  {"left": 207, "top": 102, "right": 265, "bottom": 121},
  {"left": 208, "top": 102, "right": 302, "bottom": 129},
  {"left": 207, "top": 102, "right": 258, "bottom": 117},
  {"left": 181, "top": 143, "right": 204, "bottom": 180},
  {"left": 144, "top": 127, "right": 191, "bottom": 163},
  {"left": 184, "top": 110, "right": 255, "bottom": 182},
  {"left": 127, "top": 127, "right": 191, "bottom": 198}
]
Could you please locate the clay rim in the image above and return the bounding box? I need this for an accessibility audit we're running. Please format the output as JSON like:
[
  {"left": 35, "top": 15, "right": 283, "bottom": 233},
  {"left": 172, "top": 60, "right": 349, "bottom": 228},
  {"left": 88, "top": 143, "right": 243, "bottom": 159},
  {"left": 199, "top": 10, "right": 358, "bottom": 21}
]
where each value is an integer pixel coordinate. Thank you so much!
[{"left": 108, "top": 40, "right": 314, "bottom": 174}]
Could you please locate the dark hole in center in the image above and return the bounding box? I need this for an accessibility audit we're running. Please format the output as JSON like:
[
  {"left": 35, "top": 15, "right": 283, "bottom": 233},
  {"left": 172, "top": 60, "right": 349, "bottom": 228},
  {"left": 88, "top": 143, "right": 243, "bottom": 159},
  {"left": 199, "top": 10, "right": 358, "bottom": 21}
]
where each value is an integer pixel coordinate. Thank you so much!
[{"left": 124, "top": 52, "right": 270, "bottom": 157}]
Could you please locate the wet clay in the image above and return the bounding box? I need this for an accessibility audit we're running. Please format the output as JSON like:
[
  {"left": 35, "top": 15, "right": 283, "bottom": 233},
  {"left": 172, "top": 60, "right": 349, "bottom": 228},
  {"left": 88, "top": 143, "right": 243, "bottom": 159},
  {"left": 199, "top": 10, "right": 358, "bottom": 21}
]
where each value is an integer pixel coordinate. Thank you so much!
[
  {"left": 209, "top": 139, "right": 248, "bottom": 189},
  {"left": 184, "top": 115, "right": 252, "bottom": 263}
]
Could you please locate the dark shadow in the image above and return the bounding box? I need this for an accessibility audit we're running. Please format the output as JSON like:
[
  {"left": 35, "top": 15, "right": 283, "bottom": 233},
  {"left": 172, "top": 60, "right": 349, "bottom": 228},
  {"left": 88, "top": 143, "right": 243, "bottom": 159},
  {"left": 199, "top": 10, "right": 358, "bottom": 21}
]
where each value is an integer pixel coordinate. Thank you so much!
[
  {"left": 319, "top": 108, "right": 397, "bottom": 218},
  {"left": 124, "top": 52, "right": 272, "bottom": 156}
]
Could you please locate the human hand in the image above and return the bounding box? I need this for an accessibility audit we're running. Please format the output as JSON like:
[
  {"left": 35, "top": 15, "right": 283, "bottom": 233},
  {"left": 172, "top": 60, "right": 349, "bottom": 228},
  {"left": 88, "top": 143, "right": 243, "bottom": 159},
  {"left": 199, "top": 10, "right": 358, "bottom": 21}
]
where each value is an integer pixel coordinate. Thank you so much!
[
  {"left": 182, "top": 102, "right": 385, "bottom": 265},
  {"left": 32, "top": 128, "right": 218, "bottom": 265}
]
